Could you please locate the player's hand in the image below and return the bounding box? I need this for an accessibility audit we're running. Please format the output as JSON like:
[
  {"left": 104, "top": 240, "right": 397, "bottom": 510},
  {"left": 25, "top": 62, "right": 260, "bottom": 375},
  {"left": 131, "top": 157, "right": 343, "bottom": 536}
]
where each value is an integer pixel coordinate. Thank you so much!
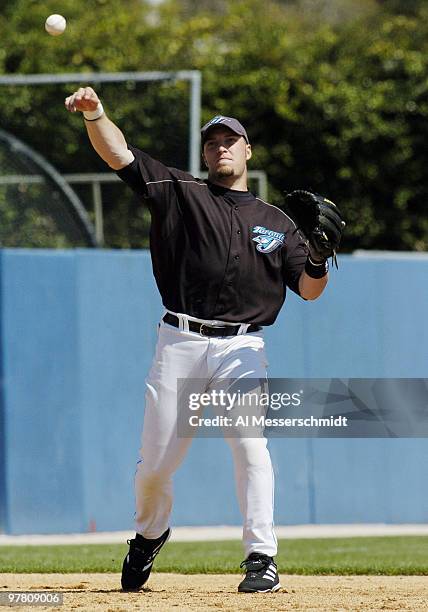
[
  {"left": 283, "top": 190, "right": 345, "bottom": 264},
  {"left": 65, "top": 87, "right": 100, "bottom": 113}
]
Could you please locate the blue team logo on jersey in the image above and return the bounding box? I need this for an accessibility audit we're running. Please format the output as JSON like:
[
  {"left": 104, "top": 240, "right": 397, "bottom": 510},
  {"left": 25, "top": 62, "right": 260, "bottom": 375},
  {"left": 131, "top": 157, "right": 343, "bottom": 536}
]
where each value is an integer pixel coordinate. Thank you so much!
[{"left": 252, "top": 226, "right": 285, "bottom": 254}]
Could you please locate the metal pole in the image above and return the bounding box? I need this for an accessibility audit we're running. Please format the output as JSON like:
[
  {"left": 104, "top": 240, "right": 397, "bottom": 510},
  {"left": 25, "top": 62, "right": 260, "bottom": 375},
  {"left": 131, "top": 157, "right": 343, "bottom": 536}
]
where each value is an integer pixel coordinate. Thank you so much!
[
  {"left": 91, "top": 181, "right": 104, "bottom": 246},
  {"left": 0, "top": 69, "right": 203, "bottom": 182},
  {"left": 0, "top": 70, "right": 201, "bottom": 86},
  {"left": 255, "top": 171, "right": 268, "bottom": 201},
  {"left": 189, "top": 71, "right": 202, "bottom": 177},
  {"left": 0, "top": 128, "right": 98, "bottom": 247}
]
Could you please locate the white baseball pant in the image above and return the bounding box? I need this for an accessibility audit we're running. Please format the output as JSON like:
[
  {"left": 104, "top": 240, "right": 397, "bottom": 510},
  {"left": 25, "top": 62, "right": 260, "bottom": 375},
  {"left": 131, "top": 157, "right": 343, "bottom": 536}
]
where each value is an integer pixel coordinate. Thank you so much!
[{"left": 134, "top": 312, "right": 277, "bottom": 557}]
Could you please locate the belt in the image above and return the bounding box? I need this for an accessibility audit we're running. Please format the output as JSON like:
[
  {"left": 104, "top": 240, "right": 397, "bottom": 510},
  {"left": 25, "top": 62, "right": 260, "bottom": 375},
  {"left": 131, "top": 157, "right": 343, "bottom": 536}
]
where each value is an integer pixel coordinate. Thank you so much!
[{"left": 162, "top": 313, "right": 261, "bottom": 337}]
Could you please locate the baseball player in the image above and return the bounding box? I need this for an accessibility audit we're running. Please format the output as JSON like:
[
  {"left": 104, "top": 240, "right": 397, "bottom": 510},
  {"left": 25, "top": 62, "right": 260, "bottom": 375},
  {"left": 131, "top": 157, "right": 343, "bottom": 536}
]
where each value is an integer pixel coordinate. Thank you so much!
[{"left": 65, "top": 87, "right": 344, "bottom": 594}]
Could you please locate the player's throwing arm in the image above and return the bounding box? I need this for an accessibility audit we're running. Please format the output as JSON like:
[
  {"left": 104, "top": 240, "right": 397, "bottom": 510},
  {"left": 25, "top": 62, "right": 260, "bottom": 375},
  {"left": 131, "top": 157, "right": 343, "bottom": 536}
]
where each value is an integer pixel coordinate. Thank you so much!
[{"left": 64, "top": 87, "right": 134, "bottom": 169}]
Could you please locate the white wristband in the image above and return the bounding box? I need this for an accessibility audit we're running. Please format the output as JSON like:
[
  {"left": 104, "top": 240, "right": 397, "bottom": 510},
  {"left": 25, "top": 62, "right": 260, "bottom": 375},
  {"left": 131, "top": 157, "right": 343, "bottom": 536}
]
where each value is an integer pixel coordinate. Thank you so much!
[
  {"left": 83, "top": 102, "right": 104, "bottom": 121},
  {"left": 308, "top": 255, "right": 327, "bottom": 266}
]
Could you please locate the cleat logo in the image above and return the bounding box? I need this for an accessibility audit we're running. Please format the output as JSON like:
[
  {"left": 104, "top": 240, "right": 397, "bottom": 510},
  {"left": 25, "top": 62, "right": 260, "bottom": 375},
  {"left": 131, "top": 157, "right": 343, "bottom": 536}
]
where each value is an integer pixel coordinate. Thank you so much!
[{"left": 142, "top": 561, "right": 153, "bottom": 571}]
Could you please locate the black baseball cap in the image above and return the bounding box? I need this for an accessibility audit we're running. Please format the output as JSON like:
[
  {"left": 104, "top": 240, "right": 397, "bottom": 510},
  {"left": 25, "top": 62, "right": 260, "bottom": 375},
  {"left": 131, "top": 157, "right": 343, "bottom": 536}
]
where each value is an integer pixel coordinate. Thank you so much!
[{"left": 201, "top": 115, "right": 249, "bottom": 145}]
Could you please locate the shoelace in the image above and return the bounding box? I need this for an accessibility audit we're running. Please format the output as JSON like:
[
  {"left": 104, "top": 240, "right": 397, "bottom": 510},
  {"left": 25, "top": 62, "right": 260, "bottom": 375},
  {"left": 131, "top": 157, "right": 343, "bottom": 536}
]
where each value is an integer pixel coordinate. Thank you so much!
[
  {"left": 128, "top": 537, "right": 164, "bottom": 563},
  {"left": 127, "top": 539, "right": 151, "bottom": 559},
  {"left": 240, "top": 554, "right": 272, "bottom": 576}
]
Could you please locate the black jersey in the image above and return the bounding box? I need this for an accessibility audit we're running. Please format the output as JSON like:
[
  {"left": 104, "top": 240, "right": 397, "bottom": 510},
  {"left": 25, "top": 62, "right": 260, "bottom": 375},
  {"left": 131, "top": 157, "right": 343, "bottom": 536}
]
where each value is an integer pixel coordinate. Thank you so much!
[{"left": 117, "top": 146, "right": 308, "bottom": 326}]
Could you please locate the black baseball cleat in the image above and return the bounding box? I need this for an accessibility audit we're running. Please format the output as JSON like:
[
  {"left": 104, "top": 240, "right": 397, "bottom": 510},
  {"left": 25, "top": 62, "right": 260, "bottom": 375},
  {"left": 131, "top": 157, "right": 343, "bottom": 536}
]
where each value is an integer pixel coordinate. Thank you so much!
[
  {"left": 121, "top": 527, "right": 171, "bottom": 591},
  {"left": 238, "top": 552, "right": 281, "bottom": 593}
]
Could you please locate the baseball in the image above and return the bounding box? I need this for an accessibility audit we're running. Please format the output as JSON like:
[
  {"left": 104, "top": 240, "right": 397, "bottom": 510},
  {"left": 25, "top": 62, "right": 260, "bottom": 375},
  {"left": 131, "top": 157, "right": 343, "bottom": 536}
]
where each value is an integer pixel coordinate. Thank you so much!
[{"left": 45, "top": 14, "right": 66, "bottom": 36}]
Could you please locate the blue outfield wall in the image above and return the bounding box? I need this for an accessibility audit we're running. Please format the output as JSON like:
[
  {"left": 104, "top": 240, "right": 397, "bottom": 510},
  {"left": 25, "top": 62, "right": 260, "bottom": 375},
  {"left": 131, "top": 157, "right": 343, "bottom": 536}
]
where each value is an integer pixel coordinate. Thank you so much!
[{"left": 0, "top": 249, "right": 427, "bottom": 534}]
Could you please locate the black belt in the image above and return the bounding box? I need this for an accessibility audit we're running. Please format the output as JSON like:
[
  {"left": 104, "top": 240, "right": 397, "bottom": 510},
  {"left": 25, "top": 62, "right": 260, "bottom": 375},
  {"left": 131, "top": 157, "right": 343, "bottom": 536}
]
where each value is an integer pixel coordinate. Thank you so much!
[{"left": 163, "top": 313, "right": 261, "bottom": 337}]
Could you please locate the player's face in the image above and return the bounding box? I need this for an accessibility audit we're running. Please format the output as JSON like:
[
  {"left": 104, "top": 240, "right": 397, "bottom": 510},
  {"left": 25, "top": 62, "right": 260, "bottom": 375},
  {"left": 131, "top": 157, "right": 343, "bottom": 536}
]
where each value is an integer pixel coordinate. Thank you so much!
[{"left": 203, "top": 127, "right": 252, "bottom": 181}]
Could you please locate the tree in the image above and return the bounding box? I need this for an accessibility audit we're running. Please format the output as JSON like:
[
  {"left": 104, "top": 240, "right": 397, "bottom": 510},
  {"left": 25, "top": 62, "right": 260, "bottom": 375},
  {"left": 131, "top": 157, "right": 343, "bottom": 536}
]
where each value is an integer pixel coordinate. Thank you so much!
[{"left": 1, "top": 0, "right": 427, "bottom": 250}]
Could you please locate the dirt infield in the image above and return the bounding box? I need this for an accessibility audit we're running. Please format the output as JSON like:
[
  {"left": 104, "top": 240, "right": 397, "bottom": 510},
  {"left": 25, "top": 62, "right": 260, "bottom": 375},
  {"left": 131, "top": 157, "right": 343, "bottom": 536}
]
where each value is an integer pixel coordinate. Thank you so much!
[{"left": 1, "top": 573, "right": 427, "bottom": 611}]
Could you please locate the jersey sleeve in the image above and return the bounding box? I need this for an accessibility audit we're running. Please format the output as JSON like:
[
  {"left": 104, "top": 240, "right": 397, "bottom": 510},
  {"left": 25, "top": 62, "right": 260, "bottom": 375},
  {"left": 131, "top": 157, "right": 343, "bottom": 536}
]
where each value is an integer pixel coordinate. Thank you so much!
[
  {"left": 282, "top": 226, "right": 309, "bottom": 296},
  {"left": 116, "top": 145, "right": 195, "bottom": 214}
]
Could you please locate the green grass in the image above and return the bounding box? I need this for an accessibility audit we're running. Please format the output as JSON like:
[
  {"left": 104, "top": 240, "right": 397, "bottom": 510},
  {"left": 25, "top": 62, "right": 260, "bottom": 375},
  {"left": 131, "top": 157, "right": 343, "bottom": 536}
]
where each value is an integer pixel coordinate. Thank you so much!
[{"left": 0, "top": 537, "right": 427, "bottom": 575}]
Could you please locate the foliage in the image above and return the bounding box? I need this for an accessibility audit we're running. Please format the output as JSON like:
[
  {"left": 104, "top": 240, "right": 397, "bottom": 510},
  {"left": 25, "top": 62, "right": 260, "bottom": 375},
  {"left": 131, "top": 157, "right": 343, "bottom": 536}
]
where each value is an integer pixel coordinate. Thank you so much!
[{"left": 0, "top": 0, "right": 427, "bottom": 250}]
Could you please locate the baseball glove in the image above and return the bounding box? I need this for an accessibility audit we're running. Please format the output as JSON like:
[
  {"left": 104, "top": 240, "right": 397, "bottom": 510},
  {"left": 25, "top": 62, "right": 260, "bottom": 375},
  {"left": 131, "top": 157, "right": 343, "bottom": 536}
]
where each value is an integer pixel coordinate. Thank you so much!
[{"left": 283, "top": 190, "right": 345, "bottom": 266}]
